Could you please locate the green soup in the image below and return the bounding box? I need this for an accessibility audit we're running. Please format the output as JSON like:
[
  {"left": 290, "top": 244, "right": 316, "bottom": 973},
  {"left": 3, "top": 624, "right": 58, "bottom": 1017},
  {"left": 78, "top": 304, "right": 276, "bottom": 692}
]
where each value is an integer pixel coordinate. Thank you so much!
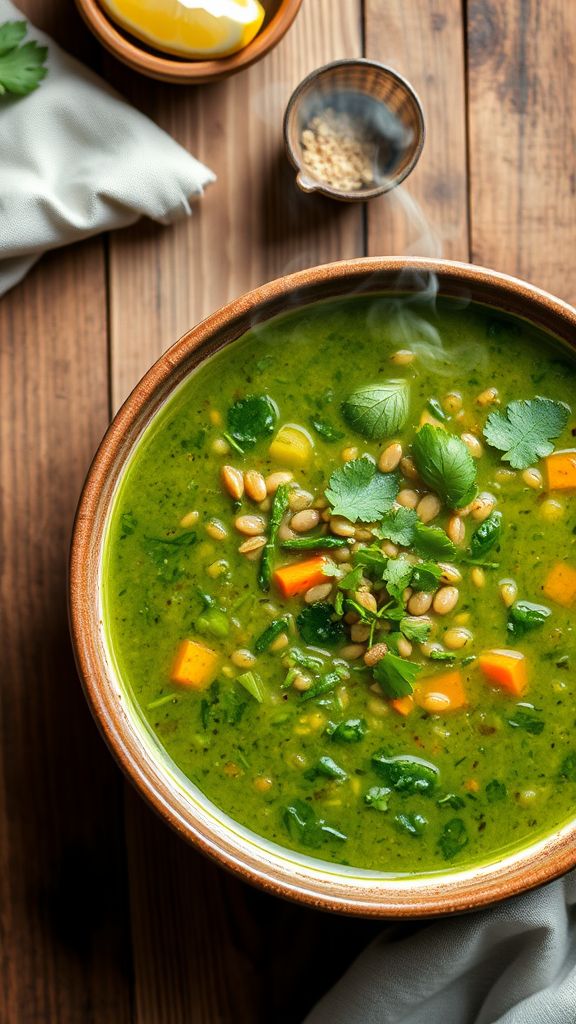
[{"left": 103, "top": 295, "right": 576, "bottom": 874}]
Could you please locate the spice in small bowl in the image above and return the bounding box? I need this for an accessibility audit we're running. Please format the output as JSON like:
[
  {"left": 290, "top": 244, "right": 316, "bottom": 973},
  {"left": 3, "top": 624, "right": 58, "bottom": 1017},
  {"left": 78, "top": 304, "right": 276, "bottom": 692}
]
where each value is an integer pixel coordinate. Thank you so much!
[{"left": 284, "top": 59, "right": 425, "bottom": 202}]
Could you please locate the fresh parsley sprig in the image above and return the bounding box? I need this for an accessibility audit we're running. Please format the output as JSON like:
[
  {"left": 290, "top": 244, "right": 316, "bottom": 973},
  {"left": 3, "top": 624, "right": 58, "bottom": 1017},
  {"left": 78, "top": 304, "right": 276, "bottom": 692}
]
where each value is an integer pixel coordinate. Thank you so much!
[{"left": 0, "top": 21, "right": 47, "bottom": 96}]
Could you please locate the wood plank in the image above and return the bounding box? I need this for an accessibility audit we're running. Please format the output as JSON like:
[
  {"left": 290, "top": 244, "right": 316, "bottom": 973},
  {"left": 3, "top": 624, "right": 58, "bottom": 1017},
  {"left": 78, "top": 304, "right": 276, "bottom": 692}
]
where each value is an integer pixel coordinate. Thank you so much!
[
  {"left": 106, "top": 3, "right": 369, "bottom": 1021},
  {"left": 0, "top": 4, "right": 133, "bottom": 1023},
  {"left": 0, "top": 242, "right": 133, "bottom": 1022},
  {"left": 364, "top": 0, "right": 469, "bottom": 260},
  {"left": 107, "top": 0, "right": 365, "bottom": 409},
  {"left": 467, "top": 0, "right": 576, "bottom": 301}
]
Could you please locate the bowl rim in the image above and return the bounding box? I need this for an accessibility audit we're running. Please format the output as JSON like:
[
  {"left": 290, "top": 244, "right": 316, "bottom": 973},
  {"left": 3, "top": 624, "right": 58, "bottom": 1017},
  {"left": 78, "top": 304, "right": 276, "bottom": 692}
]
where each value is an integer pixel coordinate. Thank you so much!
[
  {"left": 70, "top": 256, "right": 576, "bottom": 917},
  {"left": 283, "top": 58, "right": 426, "bottom": 201},
  {"left": 74, "top": 0, "right": 304, "bottom": 83}
]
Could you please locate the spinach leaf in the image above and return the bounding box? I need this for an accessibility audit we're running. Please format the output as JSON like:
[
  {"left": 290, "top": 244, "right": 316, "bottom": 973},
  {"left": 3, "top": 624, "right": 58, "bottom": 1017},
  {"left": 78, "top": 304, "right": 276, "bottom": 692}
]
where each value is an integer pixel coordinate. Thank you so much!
[
  {"left": 325, "top": 458, "right": 398, "bottom": 522},
  {"left": 364, "top": 786, "right": 391, "bottom": 811},
  {"left": 372, "top": 752, "right": 439, "bottom": 795},
  {"left": 220, "top": 686, "right": 249, "bottom": 725},
  {"left": 309, "top": 415, "right": 344, "bottom": 442},
  {"left": 283, "top": 799, "right": 347, "bottom": 847},
  {"left": 412, "top": 425, "right": 477, "bottom": 508},
  {"left": 300, "top": 670, "right": 341, "bottom": 703},
  {"left": 394, "top": 812, "right": 428, "bottom": 836},
  {"left": 120, "top": 511, "right": 138, "bottom": 537},
  {"left": 483, "top": 397, "right": 570, "bottom": 469},
  {"left": 437, "top": 793, "right": 465, "bottom": 810},
  {"left": 254, "top": 617, "right": 289, "bottom": 653},
  {"left": 296, "top": 603, "right": 345, "bottom": 646},
  {"left": 506, "top": 704, "right": 544, "bottom": 735},
  {"left": 305, "top": 756, "right": 347, "bottom": 782},
  {"left": 373, "top": 652, "right": 421, "bottom": 698},
  {"left": 470, "top": 511, "right": 502, "bottom": 560},
  {"left": 341, "top": 380, "right": 410, "bottom": 441},
  {"left": 507, "top": 600, "right": 551, "bottom": 638},
  {"left": 413, "top": 521, "right": 457, "bottom": 560},
  {"left": 485, "top": 779, "right": 507, "bottom": 803},
  {"left": 327, "top": 718, "right": 367, "bottom": 743},
  {"left": 227, "top": 394, "right": 277, "bottom": 449},
  {"left": 438, "top": 818, "right": 469, "bottom": 860}
]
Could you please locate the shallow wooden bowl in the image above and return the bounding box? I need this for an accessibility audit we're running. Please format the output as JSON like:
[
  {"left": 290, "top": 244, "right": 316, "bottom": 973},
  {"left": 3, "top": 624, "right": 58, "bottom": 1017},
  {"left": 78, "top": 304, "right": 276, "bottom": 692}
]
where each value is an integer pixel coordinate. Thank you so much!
[
  {"left": 70, "top": 258, "right": 576, "bottom": 917},
  {"left": 75, "top": 0, "right": 303, "bottom": 84}
]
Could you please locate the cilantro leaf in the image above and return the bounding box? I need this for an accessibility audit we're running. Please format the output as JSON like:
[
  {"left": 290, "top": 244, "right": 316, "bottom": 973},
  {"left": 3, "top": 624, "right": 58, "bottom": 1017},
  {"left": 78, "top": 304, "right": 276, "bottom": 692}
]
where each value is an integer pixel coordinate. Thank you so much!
[
  {"left": 337, "top": 564, "right": 364, "bottom": 591},
  {"left": 470, "top": 511, "right": 502, "bottom": 560},
  {"left": 412, "top": 425, "right": 477, "bottom": 508},
  {"left": 364, "top": 786, "right": 391, "bottom": 811},
  {"left": 373, "top": 652, "right": 421, "bottom": 698},
  {"left": 283, "top": 799, "right": 347, "bottom": 847},
  {"left": 296, "top": 603, "right": 345, "bottom": 646},
  {"left": 374, "top": 506, "right": 418, "bottom": 546},
  {"left": 0, "top": 22, "right": 47, "bottom": 96},
  {"left": 394, "top": 812, "right": 428, "bottom": 836},
  {"left": 438, "top": 818, "right": 469, "bottom": 860},
  {"left": 327, "top": 718, "right": 367, "bottom": 743},
  {"left": 507, "top": 600, "right": 551, "bottom": 638},
  {"left": 341, "top": 380, "right": 410, "bottom": 441},
  {"left": 226, "top": 394, "right": 277, "bottom": 450},
  {"left": 382, "top": 556, "right": 414, "bottom": 601},
  {"left": 410, "top": 561, "right": 442, "bottom": 592},
  {"left": 483, "top": 397, "right": 570, "bottom": 469},
  {"left": 506, "top": 704, "right": 544, "bottom": 735},
  {"left": 325, "top": 458, "right": 398, "bottom": 522},
  {"left": 400, "top": 616, "right": 432, "bottom": 643},
  {"left": 412, "top": 521, "right": 457, "bottom": 560}
]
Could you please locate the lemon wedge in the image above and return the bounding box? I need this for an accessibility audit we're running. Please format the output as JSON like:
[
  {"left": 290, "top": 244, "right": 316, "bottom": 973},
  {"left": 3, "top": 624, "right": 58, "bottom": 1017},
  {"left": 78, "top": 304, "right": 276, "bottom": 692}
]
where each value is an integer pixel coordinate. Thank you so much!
[{"left": 101, "top": 0, "right": 266, "bottom": 59}]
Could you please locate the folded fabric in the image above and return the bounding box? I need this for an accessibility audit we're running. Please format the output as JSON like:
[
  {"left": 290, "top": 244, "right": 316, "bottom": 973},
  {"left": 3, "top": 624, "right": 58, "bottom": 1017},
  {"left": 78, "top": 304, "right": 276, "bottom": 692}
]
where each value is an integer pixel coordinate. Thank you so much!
[
  {"left": 305, "top": 871, "right": 576, "bottom": 1024},
  {"left": 0, "top": 0, "right": 215, "bottom": 296}
]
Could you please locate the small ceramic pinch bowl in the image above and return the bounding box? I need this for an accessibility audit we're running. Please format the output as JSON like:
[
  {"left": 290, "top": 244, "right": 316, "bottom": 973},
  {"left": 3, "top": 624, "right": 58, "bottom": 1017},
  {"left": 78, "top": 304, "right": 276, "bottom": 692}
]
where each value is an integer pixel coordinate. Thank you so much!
[{"left": 283, "top": 59, "right": 425, "bottom": 201}]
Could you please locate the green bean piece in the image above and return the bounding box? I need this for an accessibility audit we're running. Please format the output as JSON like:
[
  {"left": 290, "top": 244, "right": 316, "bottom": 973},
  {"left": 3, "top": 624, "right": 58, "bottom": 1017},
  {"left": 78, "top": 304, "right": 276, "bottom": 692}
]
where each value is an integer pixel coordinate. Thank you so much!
[
  {"left": 280, "top": 536, "right": 348, "bottom": 550},
  {"left": 254, "top": 617, "right": 289, "bottom": 653},
  {"left": 258, "top": 483, "right": 290, "bottom": 591}
]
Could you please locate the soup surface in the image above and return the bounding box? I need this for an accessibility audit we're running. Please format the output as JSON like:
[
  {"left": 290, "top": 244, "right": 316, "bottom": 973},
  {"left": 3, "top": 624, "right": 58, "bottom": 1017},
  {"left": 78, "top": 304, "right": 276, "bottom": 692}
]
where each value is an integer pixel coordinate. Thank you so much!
[{"left": 104, "top": 295, "right": 576, "bottom": 874}]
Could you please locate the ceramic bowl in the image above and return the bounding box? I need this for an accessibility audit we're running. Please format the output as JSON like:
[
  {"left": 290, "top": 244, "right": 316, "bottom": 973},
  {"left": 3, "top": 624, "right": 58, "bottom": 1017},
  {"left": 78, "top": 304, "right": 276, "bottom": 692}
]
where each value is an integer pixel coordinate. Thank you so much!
[
  {"left": 75, "top": 0, "right": 303, "bottom": 84},
  {"left": 284, "top": 60, "right": 425, "bottom": 201},
  {"left": 70, "top": 258, "right": 576, "bottom": 917}
]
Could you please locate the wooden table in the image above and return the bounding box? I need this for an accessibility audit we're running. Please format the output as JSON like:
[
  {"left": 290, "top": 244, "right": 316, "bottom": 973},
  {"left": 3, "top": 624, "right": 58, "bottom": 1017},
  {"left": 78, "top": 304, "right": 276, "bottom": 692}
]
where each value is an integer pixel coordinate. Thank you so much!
[{"left": 1, "top": 2, "right": 575, "bottom": 1020}]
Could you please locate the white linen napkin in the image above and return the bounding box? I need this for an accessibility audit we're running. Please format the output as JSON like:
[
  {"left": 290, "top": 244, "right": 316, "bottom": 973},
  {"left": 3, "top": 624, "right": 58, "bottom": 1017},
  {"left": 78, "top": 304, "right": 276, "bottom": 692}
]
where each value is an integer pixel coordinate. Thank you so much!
[
  {"left": 305, "top": 872, "right": 576, "bottom": 1024},
  {"left": 0, "top": 0, "right": 215, "bottom": 296}
]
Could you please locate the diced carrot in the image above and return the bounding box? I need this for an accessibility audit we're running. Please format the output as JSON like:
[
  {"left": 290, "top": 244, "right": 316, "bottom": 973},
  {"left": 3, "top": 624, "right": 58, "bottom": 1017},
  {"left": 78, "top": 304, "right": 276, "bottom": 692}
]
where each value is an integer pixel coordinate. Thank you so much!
[
  {"left": 414, "top": 670, "right": 467, "bottom": 713},
  {"left": 390, "top": 695, "right": 414, "bottom": 716},
  {"left": 273, "top": 556, "right": 330, "bottom": 598},
  {"left": 464, "top": 778, "right": 480, "bottom": 793},
  {"left": 478, "top": 649, "right": 527, "bottom": 696},
  {"left": 171, "top": 639, "right": 220, "bottom": 690},
  {"left": 543, "top": 562, "right": 576, "bottom": 608},
  {"left": 545, "top": 449, "right": 576, "bottom": 491}
]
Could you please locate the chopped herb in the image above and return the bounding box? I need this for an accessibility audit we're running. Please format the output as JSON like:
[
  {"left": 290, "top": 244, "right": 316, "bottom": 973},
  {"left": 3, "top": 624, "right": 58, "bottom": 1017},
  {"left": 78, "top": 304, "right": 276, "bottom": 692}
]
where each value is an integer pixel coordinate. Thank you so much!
[
  {"left": 120, "top": 511, "right": 138, "bottom": 537},
  {"left": 375, "top": 506, "right": 418, "bottom": 546},
  {"left": 327, "top": 718, "right": 367, "bottom": 743},
  {"left": 382, "top": 556, "right": 414, "bottom": 601},
  {"left": 220, "top": 686, "right": 248, "bottom": 725},
  {"left": 236, "top": 671, "right": 266, "bottom": 703},
  {"left": 289, "top": 648, "right": 324, "bottom": 671},
  {"left": 438, "top": 818, "right": 469, "bottom": 860},
  {"left": 258, "top": 483, "right": 290, "bottom": 591},
  {"left": 337, "top": 564, "right": 365, "bottom": 591},
  {"left": 373, "top": 651, "right": 421, "bottom": 698},
  {"left": 305, "top": 755, "right": 347, "bottom": 781},
  {"left": 483, "top": 397, "right": 570, "bottom": 469},
  {"left": 325, "top": 457, "right": 398, "bottom": 523},
  {"left": 143, "top": 530, "right": 197, "bottom": 583},
  {"left": 283, "top": 799, "right": 347, "bottom": 847},
  {"left": 507, "top": 600, "right": 551, "bottom": 638},
  {"left": 410, "top": 561, "right": 443, "bottom": 592},
  {"left": 296, "top": 602, "right": 345, "bottom": 646},
  {"left": 559, "top": 753, "right": 576, "bottom": 781},
  {"left": 429, "top": 649, "right": 457, "bottom": 662},
  {"left": 413, "top": 521, "right": 457, "bottom": 560},
  {"left": 470, "top": 511, "right": 502, "bottom": 560},
  {"left": 300, "top": 670, "right": 341, "bottom": 703},
  {"left": 227, "top": 394, "right": 277, "bottom": 449},
  {"left": 372, "top": 752, "right": 439, "bottom": 795},
  {"left": 280, "top": 536, "right": 348, "bottom": 551},
  {"left": 364, "top": 786, "right": 391, "bottom": 811},
  {"left": 341, "top": 380, "right": 410, "bottom": 441},
  {"left": 309, "top": 415, "right": 344, "bottom": 442},
  {"left": 412, "top": 425, "right": 477, "bottom": 508},
  {"left": 486, "top": 779, "right": 507, "bottom": 803},
  {"left": 399, "top": 616, "right": 432, "bottom": 643},
  {"left": 394, "top": 812, "right": 428, "bottom": 836},
  {"left": 427, "top": 397, "right": 449, "bottom": 422},
  {"left": 506, "top": 704, "right": 544, "bottom": 735},
  {"left": 437, "top": 793, "right": 465, "bottom": 810},
  {"left": 254, "top": 617, "right": 289, "bottom": 653},
  {"left": 0, "top": 20, "right": 48, "bottom": 96}
]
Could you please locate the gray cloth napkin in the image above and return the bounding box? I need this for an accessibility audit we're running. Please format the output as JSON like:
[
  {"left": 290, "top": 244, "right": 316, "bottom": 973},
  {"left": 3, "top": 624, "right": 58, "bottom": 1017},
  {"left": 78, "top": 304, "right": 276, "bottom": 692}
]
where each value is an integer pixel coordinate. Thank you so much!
[
  {"left": 0, "top": 0, "right": 215, "bottom": 296},
  {"left": 305, "top": 873, "right": 576, "bottom": 1024}
]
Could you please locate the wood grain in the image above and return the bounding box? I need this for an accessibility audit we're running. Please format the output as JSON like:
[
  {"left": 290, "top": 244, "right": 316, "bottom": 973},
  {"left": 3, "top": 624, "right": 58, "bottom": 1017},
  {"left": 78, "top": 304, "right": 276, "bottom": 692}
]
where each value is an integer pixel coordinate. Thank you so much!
[
  {"left": 364, "top": 0, "right": 469, "bottom": 261},
  {"left": 467, "top": 0, "right": 576, "bottom": 301},
  {"left": 105, "top": 3, "right": 369, "bottom": 1022}
]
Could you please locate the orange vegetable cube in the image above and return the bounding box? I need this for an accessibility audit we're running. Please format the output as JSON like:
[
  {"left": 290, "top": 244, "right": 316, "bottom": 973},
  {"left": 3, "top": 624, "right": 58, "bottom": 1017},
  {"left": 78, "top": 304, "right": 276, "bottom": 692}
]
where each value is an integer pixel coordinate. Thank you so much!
[
  {"left": 543, "top": 562, "right": 576, "bottom": 608},
  {"left": 415, "top": 670, "right": 467, "bottom": 713},
  {"left": 390, "top": 695, "right": 414, "bottom": 716},
  {"left": 545, "top": 449, "right": 576, "bottom": 491},
  {"left": 273, "top": 556, "right": 330, "bottom": 598},
  {"left": 478, "top": 649, "right": 527, "bottom": 696},
  {"left": 171, "top": 639, "right": 219, "bottom": 690}
]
